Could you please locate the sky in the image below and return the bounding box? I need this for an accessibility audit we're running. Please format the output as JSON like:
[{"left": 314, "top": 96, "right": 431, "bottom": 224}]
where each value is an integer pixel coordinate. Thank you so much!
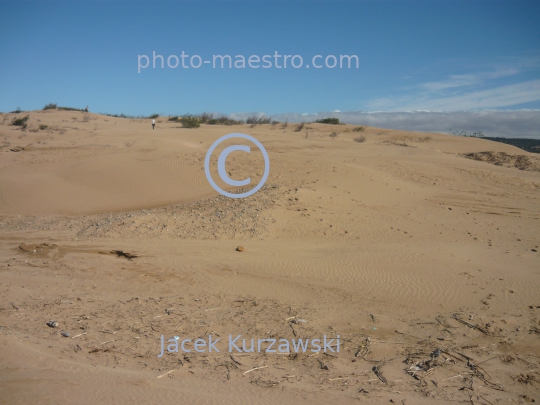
[{"left": 1, "top": 0, "right": 539, "bottom": 138}]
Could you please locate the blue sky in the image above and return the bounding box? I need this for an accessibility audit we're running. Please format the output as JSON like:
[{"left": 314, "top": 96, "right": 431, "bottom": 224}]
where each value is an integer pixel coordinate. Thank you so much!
[{"left": 1, "top": 0, "right": 539, "bottom": 137}]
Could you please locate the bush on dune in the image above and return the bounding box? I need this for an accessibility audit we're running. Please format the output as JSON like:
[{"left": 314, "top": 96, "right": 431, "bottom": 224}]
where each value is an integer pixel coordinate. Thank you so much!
[
  {"left": 181, "top": 114, "right": 200, "bottom": 128},
  {"left": 11, "top": 115, "right": 29, "bottom": 127},
  {"left": 316, "top": 118, "right": 342, "bottom": 125},
  {"left": 246, "top": 115, "right": 272, "bottom": 125},
  {"left": 58, "top": 106, "right": 84, "bottom": 112}
]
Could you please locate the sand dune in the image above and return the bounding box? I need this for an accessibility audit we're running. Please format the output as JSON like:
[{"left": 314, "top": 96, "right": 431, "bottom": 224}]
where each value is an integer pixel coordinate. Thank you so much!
[{"left": 0, "top": 110, "right": 539, "bottom": 404}]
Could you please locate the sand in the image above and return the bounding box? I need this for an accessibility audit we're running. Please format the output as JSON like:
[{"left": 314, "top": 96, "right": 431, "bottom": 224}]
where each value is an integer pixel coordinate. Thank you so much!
[{"left": 0, "top": 110, "right": 539, "bottom": 404}]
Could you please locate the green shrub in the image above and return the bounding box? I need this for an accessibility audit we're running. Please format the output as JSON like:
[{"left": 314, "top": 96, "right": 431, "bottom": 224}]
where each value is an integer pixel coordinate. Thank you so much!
[
  {"left": 39, "top": 124, "right": 48, "bottom": 130},
  {"left": 294, "top": 123, "right": 305, "bottom": 132},
  {"left": 246, "top": 115, "right": 271, "bottom": 125},
  {"left": 148, "top": 114, "right": 159, "bottom": 119},
  {"left": 58, "top": 106, "right": 84, "bottom": 112},
  {"left": 204, "top": 115, "right": 241, "bottom": 125},
  {"left": 181, "top": 114, "right": 200, "bottom": 128},
  {"left": 12, "top": 115, "right": 30, "bottom": 126},
  {"left": 167, "top": 113, "right": 241, "bottom": 126},
  {"left": 352, "top": 126, "right": 365, "bottom": 132},
  {"left": 316, "top": 118, "right": 341, "bottom": 125},
  {"left": 449, "top": 129, "right": 484, "bottom": 138},
  {"left": 329, "top": 131, "right": 339, "bottom": 139},
  {"left": 198, "top": 112, "right": 213, "bottom": 124},
  {"left": 43, "top": 103, "right": 57, "bottom": 110}
]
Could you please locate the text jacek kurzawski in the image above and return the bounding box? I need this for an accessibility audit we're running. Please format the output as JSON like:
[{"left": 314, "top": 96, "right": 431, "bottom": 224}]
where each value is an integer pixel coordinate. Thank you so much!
[{"left": 158, "top": 334, "right": 340, "bottom": 357}]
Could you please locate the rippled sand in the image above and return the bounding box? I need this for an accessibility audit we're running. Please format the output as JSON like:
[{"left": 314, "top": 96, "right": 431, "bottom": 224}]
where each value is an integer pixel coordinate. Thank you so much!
[{"left": 1, "top": 110, "right": 539, "bottom": 404}]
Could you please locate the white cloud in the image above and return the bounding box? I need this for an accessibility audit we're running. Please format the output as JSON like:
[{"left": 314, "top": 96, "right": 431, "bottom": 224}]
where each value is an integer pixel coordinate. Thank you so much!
[
  {"left": 224, "top": 59, "right": 540, "bottom": 139},
  {"left": 372, "top": 55, "right": 540, "bottom": 111},
  {"left": 369, "top": 80, "right": 540, "bottom": 111},
  {"left": 225, "top": 110, "right": 540, "bottom": 139},
  {"left": 420, "top": 68, "right": 520, "bottom": 92}
]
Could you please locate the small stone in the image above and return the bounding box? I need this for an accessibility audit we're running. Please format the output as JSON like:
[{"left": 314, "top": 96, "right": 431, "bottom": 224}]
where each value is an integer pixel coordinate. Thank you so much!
[
  {"left": 47, "top": 320, "right": 59, "bottom": 328},
  {"left": 61, "top": 331, "right": 70, "bottom": 337},
  {"left": 236, "top": 246, "right": 244, "bottom": 252}
]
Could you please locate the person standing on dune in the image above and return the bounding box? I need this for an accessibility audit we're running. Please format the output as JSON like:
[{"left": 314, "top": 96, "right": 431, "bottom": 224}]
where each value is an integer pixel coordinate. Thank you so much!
[{"left": 152, "top": 119, "right": 155, "bottom": 130}]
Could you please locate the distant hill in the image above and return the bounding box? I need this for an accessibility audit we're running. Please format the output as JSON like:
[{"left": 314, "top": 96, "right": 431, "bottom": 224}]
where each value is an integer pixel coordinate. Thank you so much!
[{"left": 484, "top": 137, "right": 540, "bottom": 154}]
